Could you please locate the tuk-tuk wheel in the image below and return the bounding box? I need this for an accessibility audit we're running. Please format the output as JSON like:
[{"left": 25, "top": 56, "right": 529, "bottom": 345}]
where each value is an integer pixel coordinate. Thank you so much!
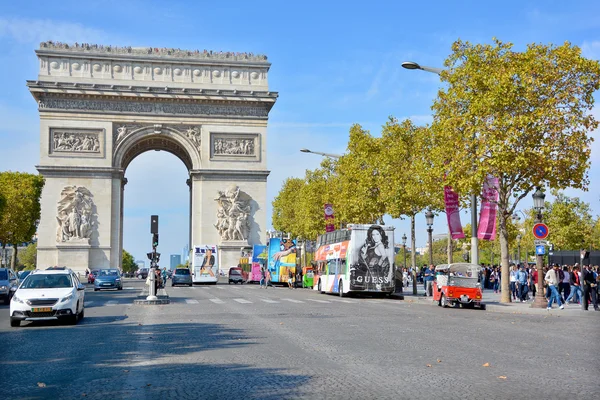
[{"left": 440, "top": 294, "right": 448, "bottom": 308}]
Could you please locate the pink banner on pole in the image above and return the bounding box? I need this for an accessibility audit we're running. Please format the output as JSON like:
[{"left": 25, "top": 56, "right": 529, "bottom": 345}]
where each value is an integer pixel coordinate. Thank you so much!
[
  {"left": 477, "top": 176, "right": 499, "bottom": 241},
  {"left": 444, "top": 186, "right": 465, "bottom": 239}
]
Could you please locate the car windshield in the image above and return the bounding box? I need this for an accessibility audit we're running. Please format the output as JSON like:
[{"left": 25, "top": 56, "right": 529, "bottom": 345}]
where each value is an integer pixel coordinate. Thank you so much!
[
  {"left": 0, "top": 270, "right": 8, "bottom": 280},
  {"left": 98, "top": 269, "right": 119, "bottom": 276},
  {"left": 230, "top": 270, "right": 241, "bottom": 275},
  {"left": 175, "top": 269, "right": 190, "bottom": 275},
  {"left": 21, "top": 274, "right": 73, "bottom": 289}
]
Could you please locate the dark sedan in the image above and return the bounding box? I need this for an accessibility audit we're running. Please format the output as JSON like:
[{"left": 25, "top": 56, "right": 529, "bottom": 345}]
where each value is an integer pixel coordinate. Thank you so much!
[
  {"left": 171, "top": 268, "right": 192, "bottom": 287},
  {"left": 94, "top": 269, "right": 123, "bottom": 291}
]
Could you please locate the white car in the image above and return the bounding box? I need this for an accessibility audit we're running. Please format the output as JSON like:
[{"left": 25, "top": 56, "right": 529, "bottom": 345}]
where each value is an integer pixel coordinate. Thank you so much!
[{"left": 10, "top": 269, "right": 85, "bottom": 327}]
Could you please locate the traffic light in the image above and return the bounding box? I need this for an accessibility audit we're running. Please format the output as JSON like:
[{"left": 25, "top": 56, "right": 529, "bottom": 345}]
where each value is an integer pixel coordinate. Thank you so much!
[
  {"left": 152, "top": 233, "right": 159, "bottom": 248},
  {"left": 147, "top": 252, "right": 153, "bottom": 260}
]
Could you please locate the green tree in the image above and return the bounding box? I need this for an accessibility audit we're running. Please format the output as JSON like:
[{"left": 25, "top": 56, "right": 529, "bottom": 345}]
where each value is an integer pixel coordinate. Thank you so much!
[
  {"left": 431, "top": 39, "right": 600, "bottom": 303},
  {"left": 122, "top": 249, "right": 137, "bottom": 273},
  {"left": 334, "top": 124, "right": 385, "bottom": 225},
  {"left": 18, "top": 242, "right": 37, "bottom": 270},
  {"left": 272, "top": 177, "right": 305, "bottom": 237},
  {"left": 0, "top": 172, "right": 45, "bottom": 269},
  {"left": 542, "top": 190, "right": 594, "bottom": 250},
  {"left": 380, "top": 118, "right": 444, "bottom": 270}
]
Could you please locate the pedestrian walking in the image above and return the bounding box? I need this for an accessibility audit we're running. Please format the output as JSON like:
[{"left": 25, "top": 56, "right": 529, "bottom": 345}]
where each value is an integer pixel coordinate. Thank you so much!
[
  {"left": 490, "top": 268, "right": 499, "bottom": 293},
  {"left": 424, "top": 265, "right": 435, "bottom": 297},
  {"left": 266, "top": 269, "right": 273, "bottom": 288},
  {"left": 566, "top": 265, "right": 582, "bottom": 304},
  {"left": 581, "top": 264, "right": 599, "bottom": 311},
  {"left": 288, "top": 268, "right": 294, "bottom": 289},
  {"left": 259, "top": 267, "right": 266, "bottom": 288},
  {"left": 559, "top": 266, "right": 570, "bottom": 303},
  {"left": 509, "top": 265, "right": 518, "bottom": 301},
  {"left": 529, "top": 266, "right": 538, "bottom": 299},
  {"left": 545, "top": 264, "right": 564, "bottom": 310},
  {"left": 516, "top": 265, "right": 529, "bottom": 302}
]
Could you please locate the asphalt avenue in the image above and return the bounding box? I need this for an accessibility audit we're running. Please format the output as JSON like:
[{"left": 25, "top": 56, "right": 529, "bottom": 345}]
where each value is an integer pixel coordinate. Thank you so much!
[{"left": 1, "top": 279, "right": 598, "bottom": 399}]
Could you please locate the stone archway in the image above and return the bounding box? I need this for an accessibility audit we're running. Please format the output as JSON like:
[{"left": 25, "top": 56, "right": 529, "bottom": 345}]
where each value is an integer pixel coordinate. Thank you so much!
[{"left": 29, "top": 42, "right": 277, "bottom": 273}]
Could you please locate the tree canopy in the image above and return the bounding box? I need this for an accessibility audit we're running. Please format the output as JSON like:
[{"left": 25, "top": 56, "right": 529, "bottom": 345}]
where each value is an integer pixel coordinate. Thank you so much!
[{"left": 122, "top": 249, "right": 137, "bottom": 273}]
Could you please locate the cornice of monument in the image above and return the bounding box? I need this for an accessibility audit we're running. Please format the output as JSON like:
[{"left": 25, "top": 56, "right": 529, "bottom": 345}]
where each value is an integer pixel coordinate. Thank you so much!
[
  {"left": 27, "top": 80, "right": 278, "bottom": 102},
  {"left": 37, "top": 41, "right": 270, "bottom": 67}
]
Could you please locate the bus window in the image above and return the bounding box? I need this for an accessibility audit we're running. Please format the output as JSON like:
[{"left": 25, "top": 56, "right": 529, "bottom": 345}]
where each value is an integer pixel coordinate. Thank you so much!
[
  {"left": 339, "top": 259, "right": 347, "bottom": 275},
  {"left": 328, "top": 259, "right": 337, "bottom": 275}
]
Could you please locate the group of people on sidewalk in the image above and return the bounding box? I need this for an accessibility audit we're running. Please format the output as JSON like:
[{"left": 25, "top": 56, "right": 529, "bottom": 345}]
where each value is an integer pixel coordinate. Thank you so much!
[{"left": 481, "top": 262, "right": 599, "bottom": 311}]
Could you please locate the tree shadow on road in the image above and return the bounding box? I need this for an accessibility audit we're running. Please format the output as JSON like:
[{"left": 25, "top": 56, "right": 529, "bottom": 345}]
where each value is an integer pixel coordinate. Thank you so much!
[{"left": 0, "top": 321, "right": 311, "bottom": 399}]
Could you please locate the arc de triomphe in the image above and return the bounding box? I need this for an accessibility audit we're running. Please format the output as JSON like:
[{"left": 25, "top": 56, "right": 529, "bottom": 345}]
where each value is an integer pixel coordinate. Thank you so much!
[{"left": 28, "top": 42, "right": 277, "bottom": 273}]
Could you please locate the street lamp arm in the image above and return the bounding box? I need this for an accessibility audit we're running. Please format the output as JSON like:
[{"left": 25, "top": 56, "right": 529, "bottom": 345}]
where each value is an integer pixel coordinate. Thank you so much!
[
  {"left": 401, "top": 61, "right": 442, "bottom": 75},
  {"left": 299, "top": 149, "right": 342, "bottom": 159}
]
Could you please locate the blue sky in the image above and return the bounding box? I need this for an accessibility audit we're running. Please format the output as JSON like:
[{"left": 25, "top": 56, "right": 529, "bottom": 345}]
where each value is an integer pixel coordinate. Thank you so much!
[{"left": 1, "top": 1, "right": 599, "bottom": 264}]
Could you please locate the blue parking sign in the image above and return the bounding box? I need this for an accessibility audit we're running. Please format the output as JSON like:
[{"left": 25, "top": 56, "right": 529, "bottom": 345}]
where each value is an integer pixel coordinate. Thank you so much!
[{"left": 536, "top": 245, "right": 545, "bottom": 255}]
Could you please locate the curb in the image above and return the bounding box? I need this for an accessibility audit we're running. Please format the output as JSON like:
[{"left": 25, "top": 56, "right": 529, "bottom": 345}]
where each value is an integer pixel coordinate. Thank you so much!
[{"left": 134, "top": 287, "right": 170, "bottom": 305}]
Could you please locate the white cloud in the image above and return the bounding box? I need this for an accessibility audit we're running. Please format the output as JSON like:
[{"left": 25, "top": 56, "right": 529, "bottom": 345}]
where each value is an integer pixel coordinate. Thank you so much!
[
  {"left": 0, "top": 17, "right": 108, "bottom": 44},
  {"left": 581, "top": 41, "right": 600, "bottom": 60}
]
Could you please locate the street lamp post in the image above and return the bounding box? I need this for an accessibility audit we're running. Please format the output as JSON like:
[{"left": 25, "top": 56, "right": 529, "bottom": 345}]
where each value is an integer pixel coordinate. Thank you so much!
[
  {"left": 300, "top": 148, "right": 343, "bottom": 159},
  {"left": 531, "top": 187, "right": 547, "bottom": 308},
  {"left": 425, "top": 211, "right": 434, "bottom": 266},
  {"left": 402, "top": 233, "right": 407, "bottom": 269},
  {"left": 402, "top": 61, "right": 479, "bottom": 267},
  {"left": 516, "top": 234, "right": 522, "bottom": 266}
]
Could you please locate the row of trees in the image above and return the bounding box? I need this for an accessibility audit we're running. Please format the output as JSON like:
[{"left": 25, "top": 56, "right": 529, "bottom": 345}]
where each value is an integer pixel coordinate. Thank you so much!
[{"left": 273, "top": 39, "right": 600, "bottom": 303}]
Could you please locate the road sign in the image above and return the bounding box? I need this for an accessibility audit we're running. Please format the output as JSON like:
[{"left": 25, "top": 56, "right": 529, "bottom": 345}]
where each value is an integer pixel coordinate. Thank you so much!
[
  {"left": 534, "top": 239, "right": 549, "bottom": 246},
  {"left": 532, "top": 223, "right": 549, "bottom": 239},
  {"left": 536, "top": 245, "right": 546, "bottom": 255}
]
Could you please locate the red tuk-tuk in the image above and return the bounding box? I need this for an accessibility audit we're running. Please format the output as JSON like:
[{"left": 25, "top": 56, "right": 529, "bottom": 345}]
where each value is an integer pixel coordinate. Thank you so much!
[{"left": 432, "top": 263, "right": 485, "bottom": 310}]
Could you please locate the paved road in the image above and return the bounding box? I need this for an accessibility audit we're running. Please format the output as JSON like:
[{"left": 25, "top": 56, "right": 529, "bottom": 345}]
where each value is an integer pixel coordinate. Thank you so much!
[{"left": 1, "top": 279, "right": 598, "bottom": 399}]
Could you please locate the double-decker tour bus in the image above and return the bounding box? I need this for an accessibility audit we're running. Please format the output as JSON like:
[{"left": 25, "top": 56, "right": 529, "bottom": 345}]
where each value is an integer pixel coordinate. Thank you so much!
[
  {"left": 313, "top": 224, "right": 395, "bottom": 296},
  {"left": 192, "top": 245, "right": 219, "bottom": 284},
  {"left": 266, "top": 238, "right": 297, "bottom": 284},
  {"left": 248, "top": 244, "right": 267, "bottom": 283}
]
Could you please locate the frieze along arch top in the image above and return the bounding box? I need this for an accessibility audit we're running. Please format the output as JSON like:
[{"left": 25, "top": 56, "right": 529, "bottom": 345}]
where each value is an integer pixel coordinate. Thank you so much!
[{"left": 30, "top": 41, "right": 277, "bottom": 273}]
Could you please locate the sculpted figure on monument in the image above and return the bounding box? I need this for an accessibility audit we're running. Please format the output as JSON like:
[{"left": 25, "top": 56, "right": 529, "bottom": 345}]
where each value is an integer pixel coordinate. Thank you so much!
[
  {"left": 214, "top": 185, "right": 251, "bottom": 241},
  {"left": 213, "top": 138, "right": 255, "bottom": 156},
  {"left": 185, "top": 127, "right": 201, "bottom": 148},
  {"left": 56, "top": 186, "right": 95, "bottom": 243},
  {"left": 52, "top": 131, "right": 100, "bottom": 153}
]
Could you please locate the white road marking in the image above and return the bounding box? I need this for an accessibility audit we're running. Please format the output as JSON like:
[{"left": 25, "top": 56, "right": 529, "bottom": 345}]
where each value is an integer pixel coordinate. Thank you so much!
[
  {"left": 215, "top": 286, "right": 225, "bottom": 290},
  {"left": 233, "top": 298, "right": 252, "bottom": 304},
  {"left": 307, "top": 299, "right": 331, "bottom": 303},
  {"left": 209, "top": 298, "right": 224, "bottom": 304},
  {"left": 123, "top": 286, "right": 135, "bottom": 290},
  {"left": 260, "top": 299, "right": 279, "bottom": 303},
  {"left": 282, "top": 298, "right": 304, "bottom": 304},
  {"left": 185, "top": 299, "right": 199, "bottom": 304},
  {"left": 328, "top": 298, "right": 355, "bottom": 303},
  {"left": 84, "top": 301, "right": 94, "bottom": 306},
  {"left": 106, "top": 300, "right": 118, "bottom": 306}
]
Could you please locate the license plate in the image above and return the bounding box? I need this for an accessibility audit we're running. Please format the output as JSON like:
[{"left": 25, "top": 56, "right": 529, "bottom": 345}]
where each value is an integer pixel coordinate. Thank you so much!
[
  {"left": 32, "top": 307, "right": 52, "bottom": 312},
  {"left": 103, "top": 283, "right": 111, "bottom": 286}
]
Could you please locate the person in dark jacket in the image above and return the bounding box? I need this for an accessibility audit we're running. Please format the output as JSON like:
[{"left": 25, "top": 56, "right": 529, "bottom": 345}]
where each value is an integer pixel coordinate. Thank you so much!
[
  {"left": 581, "top": 265, "right": 598, "bottom": 311},
  {"left": 566, "top": 265, "right": 582, "bottom": 305}
]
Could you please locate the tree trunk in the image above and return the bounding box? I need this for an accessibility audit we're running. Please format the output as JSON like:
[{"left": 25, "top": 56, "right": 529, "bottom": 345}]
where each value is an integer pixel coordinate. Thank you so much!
[
  {"left": 1, "top": 243, "right": 5, "bottom": 267},
  {"left": 498, "top": 211, "right": 511, "bottom": 303},
  {"left": 11, "top": 243, "right": 18, "bottom": 270},
  {"left": 447, "top": 231, "right": 453, "bottom": 263}
]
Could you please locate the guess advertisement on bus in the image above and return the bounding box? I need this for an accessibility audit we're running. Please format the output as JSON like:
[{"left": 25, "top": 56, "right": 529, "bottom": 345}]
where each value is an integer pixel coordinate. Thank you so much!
[
  {"left": 192, "top": 245, "right": 218, "bottom": 283},
  {"left": 348, "top": 225, "right": 395, "bottom": 291}
]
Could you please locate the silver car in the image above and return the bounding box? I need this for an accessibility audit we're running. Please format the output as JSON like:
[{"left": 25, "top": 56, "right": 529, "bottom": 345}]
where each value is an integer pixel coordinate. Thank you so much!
[
  {"left": 172, "top": 268, "right": 192, "bottom": 287},
  {"left": 0, "top": 268, "right": 19, "bottom": 305}
]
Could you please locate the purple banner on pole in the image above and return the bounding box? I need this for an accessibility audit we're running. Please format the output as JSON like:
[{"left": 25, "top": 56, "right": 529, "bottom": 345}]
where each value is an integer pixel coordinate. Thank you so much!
[
  {"left": 444, "top": 186, "right": 465, "bottom": 239},
  {"left": 477, "top": 176, "right": 499, "bottom": 241}
]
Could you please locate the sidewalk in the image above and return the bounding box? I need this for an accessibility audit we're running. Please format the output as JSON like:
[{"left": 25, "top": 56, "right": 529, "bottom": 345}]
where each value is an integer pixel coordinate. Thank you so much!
[
  {"left": 133, "top": 285, "right": 170, "bottom": 305},
  {"left": 398, "top": 283, "right": 599, "bottom": 316}
]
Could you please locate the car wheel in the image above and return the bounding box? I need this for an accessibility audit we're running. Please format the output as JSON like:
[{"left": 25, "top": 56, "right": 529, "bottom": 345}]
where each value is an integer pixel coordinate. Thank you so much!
[
  {"left": 3, "top": 296, "right": 9, "bottom": 305},
  {"left": 94, "top": 288, "right": 99, "bottom": 292},
  {"left": 228, "top": 281, "right": 232, "bottom": 284},
  {"left": 189, "top": 283, "right": 192, "bottom": 287},
  {"left": 118, "top": 286, "right": 123, "bottom": 291},
  {"left": 440, "top": 294, "right": 448, "bottom": 308},
  {"left": 79, "top": 307, "right": 85, "bottom": 320},
  {"left": 10, "top": 318, "right": 20, "bottom": 327}
]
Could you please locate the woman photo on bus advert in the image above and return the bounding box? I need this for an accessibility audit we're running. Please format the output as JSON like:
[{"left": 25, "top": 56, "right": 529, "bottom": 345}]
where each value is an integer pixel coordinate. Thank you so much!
[{"left": 356, "top": 225, "right": 391, "bottom": 290}]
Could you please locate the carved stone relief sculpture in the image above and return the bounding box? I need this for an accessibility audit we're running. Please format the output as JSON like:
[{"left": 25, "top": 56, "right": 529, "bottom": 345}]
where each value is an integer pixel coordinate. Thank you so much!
[
  {"left": 51, "top": 129, "right": 101, "bottom": 153},
  {"left": 56, "top": 186, "right": 96, "bottom": 243},
  {"left": 185, "top": 127, "right": 201, "bottom": 148},
  {"left": 213, "top": 138, "right": 255, "bottom": 156},
  {"left": 214, "top": 185, "right": 251, "bottom": 241}
]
